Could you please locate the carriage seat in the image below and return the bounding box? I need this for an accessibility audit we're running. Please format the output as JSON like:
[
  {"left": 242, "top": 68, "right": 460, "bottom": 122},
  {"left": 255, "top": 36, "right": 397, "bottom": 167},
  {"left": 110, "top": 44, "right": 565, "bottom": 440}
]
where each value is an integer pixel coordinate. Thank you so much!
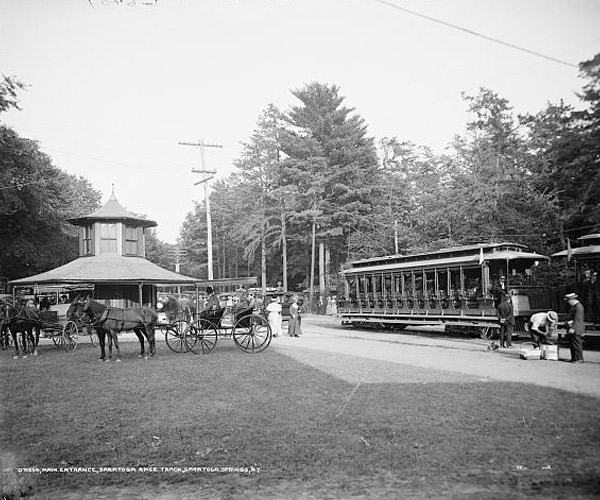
[
  {"left": 197, "top": 307, "right": 226, "bottom": 326},
  {"left": 234, "top": 306, "right": 255, "bottom": 321},
  {"left": 40, "top": 310, "right": 58, "bottom": 322}
]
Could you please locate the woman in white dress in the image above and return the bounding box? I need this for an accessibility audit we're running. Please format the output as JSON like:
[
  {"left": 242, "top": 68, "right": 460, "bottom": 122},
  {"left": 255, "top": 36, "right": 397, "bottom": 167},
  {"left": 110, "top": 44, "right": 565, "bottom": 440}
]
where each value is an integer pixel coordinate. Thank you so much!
[{"left": 265, "top": 295, "right": 282, "bottom": 337}]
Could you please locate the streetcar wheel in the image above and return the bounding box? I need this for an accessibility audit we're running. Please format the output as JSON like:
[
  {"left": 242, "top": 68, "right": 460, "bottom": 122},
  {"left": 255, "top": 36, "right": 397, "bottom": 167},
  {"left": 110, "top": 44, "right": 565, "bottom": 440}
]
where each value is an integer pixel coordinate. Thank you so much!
[
  {"left": 164, "top": 320, "right": 189, "bottom": 353},
  {"left": 185, "top": 319, "right": 218, "bottom": 354},
  {"left": 232, "top": 314, "right": 272, "bottom": 354},
  {"left": 62, "top": 321, "right": 78, "bottom": 352}
]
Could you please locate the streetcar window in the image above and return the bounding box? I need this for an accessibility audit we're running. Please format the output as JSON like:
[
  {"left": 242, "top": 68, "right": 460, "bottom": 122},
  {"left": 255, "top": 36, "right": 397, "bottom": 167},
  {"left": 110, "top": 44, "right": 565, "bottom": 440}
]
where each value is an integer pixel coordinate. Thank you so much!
[
  {"left": 374, "top": 275, "right": 382, "bottom": 293},
  {"left": 403, "top": 272, "right": 413, "bottom": 296},
  {"left": 463, "top": 268, "right": 482, "bottom": 297},
  {"left": 449, "top": 268, "right": 461, "bottom": 293},
  {"left": 436, "top": 269, "right": 448, "bottom": 295},
  {"left": 414, "top": 274, "right": 423, "bottom": 297},
  {"left": 384, "top": 274, "right": 392, "bottom": 296},
  {"left": 358, "top": 276, "right": 367, "bottom": 295},
  {"left": 425, "top": 270, "right": 435, "bottom": 296}
]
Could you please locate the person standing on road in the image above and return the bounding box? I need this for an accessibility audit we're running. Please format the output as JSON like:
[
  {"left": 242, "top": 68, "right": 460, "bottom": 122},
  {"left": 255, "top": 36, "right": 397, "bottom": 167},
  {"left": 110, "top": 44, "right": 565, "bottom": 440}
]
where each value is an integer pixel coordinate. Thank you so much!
[
  {"left": 266, "top": 295, "right": 282, "bottom": 338},
  {"left": 287, "top": 294, "right": 302, "bottom": 337},
  {"left": 565, "top": 293, "right": 585, "bottom": 363},
  {"left": 528, "top": 310, "right": 559, "bottom": 348},
  {"left": 497, "top": 292, "right": 514, "bottom": 348}
]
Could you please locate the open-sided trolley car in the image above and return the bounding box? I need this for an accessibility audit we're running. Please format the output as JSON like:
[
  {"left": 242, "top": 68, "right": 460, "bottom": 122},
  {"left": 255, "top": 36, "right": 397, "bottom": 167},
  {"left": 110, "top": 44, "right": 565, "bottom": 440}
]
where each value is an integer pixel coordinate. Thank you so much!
[{"left": 339, "top": 243, "right": 552, "bottom": 337}]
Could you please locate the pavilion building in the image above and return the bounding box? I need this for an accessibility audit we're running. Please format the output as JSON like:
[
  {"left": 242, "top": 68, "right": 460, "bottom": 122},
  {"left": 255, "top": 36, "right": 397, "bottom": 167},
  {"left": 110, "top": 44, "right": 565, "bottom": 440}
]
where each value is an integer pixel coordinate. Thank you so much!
[{"left": 10, "top": 192, "right": 198, "bottom": 307}]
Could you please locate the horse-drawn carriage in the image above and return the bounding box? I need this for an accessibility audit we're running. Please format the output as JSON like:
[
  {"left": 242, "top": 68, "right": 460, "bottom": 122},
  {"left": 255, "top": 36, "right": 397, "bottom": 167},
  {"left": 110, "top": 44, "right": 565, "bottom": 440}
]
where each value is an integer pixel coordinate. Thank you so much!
[
  {"left": 183, "top": 306, "right": 272, "bottom": 354},
  {"left": 1, "top": 299, "right": 81, "bottom": 357},
  {"left": 154, "top": 290, "right": 272, "bottom": 355},
  {"left": 34, "top": 285, "right": 100, "bottom": 351},
  {"left": 37, "top": 305, "right": 80, "bottom": 352}
]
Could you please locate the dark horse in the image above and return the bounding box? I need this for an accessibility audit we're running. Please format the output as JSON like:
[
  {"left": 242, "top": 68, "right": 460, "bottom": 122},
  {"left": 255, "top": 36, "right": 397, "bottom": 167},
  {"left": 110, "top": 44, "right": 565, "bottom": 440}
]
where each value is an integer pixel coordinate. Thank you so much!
[
  {"left": 3, "top": 301, "right": 41, "bottom": 359},
  {"left": 80, "top": 297, "right": 158, "bottom": 361}
]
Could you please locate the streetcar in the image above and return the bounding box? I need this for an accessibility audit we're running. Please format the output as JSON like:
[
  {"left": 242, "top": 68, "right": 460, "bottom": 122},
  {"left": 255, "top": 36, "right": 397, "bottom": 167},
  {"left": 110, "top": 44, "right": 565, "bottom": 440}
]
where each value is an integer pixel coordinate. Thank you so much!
[
  {"left": 552, "top": 233, "right": 600, "bottom": 324},
  {"left": 338, "top": 242, "right": 552, "bottom": 337}
]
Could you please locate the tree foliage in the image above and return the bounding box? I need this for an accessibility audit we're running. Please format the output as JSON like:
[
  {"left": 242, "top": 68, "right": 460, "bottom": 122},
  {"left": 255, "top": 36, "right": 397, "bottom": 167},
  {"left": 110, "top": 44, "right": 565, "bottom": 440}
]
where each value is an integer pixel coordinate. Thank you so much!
[
  {"left": 0, "top": 76, "right": 101, "bottom": 282},
  {"left": 175, "top": 65, "right": 600, "bottom": 291}
]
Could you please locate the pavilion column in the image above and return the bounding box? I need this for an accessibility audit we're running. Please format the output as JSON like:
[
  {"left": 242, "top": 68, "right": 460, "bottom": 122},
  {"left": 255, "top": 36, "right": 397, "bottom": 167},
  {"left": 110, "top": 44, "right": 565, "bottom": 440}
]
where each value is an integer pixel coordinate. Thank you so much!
[{"left": 138, "top": 282, "right": 143, "bottom": 306}]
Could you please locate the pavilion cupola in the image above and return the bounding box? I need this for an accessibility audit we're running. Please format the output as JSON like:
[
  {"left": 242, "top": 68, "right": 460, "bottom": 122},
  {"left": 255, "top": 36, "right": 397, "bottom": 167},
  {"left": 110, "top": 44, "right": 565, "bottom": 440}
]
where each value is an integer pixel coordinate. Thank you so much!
[{"left": 67, "top": 191, "right": 157, "bottom": 258}]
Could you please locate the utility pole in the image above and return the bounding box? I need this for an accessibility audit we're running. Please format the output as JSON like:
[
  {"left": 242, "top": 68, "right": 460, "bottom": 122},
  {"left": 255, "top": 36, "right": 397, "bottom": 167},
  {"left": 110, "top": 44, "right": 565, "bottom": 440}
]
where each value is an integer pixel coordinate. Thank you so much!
[{"left": 179, "top": 140, "right": 223, "bottom": 281}]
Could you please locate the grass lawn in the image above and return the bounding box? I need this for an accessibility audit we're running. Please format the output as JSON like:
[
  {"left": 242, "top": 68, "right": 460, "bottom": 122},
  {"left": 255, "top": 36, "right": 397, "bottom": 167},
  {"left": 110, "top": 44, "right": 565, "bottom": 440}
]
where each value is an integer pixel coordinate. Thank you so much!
[{"left": 1, "top": 339, "right": 600, "bottom": 499}]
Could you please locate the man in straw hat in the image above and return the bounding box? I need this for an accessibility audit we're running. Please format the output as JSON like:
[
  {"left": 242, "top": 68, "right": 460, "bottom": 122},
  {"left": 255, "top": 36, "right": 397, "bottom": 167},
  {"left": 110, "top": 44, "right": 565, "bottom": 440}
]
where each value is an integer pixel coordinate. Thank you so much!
[
  {"left": 528, "top": 309, "right": 559, "bottom": 349},
  {"left": 565, "top": 293, "right": 585, "bottom": 363}
]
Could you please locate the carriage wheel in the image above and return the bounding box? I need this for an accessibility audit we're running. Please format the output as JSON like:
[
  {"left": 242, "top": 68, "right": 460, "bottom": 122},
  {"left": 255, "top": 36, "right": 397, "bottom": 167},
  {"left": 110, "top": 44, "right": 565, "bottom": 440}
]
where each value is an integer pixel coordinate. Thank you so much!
[
  {"left": 185, "top": 319, "right": 218, "bottom": 354},
  {"left": 62, "top": 321, "right": 78, "bottom": 352},
  {"left": 164, "top": 320, "right": 189, "bottom": 353},
  {"left": 232, "top": 314, "right": 272, "bottom": 354},
  {"left": 0, "top": 331, "right": 13, "bottom": 350}
]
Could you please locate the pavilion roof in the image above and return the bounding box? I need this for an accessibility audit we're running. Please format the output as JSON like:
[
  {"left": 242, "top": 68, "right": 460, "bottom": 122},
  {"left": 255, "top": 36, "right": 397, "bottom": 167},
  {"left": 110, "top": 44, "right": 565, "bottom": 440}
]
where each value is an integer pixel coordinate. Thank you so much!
[
  {"left": 10, "top": 255, "right": 198, "bottom": 286},
  {"left": 67, "top": 192, "right": 157, "bottom": 228}
]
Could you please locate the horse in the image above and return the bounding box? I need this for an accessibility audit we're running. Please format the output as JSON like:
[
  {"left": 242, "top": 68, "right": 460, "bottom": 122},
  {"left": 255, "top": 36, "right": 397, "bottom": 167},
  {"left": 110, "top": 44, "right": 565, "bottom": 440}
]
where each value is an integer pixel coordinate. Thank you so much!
[
  {"left": 80, "top": 297, "right": 158, "bottom": 361},
  {"left": 4, "top": 301, "right": 41, "bottom": 359}
]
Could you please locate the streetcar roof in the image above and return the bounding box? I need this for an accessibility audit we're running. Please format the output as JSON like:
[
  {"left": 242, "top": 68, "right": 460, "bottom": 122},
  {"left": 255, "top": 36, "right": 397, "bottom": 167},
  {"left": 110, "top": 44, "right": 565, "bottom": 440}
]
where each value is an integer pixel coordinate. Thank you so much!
[
  {"left": 348, "top": 242, "right": 529, "bottom": 267},
  {"left": 578, "top": 233, "right": 600, "bottom": 241},
  {"left": 343, "top": 249, "right": 548, "bottom": 275},
  {"left": 552, "top": 245, "right": 600, "bottom": 259}
]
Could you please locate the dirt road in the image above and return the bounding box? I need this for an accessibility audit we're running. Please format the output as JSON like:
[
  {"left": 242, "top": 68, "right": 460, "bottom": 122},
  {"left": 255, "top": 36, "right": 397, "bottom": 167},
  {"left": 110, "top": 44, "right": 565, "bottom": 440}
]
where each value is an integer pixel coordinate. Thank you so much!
[{"left": 270, "top": 315, "right": 600, "bottom": 398}]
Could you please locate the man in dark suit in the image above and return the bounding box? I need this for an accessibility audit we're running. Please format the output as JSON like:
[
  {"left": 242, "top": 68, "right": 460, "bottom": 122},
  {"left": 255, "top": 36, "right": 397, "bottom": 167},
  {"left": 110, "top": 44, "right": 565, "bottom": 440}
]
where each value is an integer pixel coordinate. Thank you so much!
[
  {"left": 497, "top": 292, "right": 514, "bottom": 348},
  {"left": 489, "top": 276, "right": 507, "bottom": 309},
  {"left": 565, "top": 292, "right": 585, "bottom": 363}
]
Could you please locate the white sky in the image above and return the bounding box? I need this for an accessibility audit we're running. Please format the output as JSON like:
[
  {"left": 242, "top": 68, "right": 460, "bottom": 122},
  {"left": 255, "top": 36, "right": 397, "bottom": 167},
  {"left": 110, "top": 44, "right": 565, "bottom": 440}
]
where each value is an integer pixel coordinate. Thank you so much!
[{"left": 1, "top": 0, "right": 599, "bottom": 244}]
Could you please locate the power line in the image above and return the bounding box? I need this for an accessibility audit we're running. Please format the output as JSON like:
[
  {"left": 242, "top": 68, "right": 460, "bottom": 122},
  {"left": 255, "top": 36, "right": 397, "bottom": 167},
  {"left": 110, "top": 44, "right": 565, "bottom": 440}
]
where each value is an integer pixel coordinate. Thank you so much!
[
  {"left": 40, "top": 146, "right": 190, "bottom": 175},
  {"left": 371, "top": 0, "right": 578, "bottom": 69}
]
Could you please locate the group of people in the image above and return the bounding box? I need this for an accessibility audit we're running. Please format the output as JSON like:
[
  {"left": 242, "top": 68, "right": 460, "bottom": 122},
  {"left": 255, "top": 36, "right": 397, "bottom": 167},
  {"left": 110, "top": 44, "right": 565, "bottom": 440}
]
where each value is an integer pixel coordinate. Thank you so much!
[
  {"left": 265, "top": 293, "right": 303, "bottom": 338},
  {"left": 494, "top": 278, "right": 586, "bottom": 363},
  {"left": 315, "top": 295, "right": 337, "bottom": 315},
  {"left": 197, "top": 286, "right": 303, "bottom": 339}
]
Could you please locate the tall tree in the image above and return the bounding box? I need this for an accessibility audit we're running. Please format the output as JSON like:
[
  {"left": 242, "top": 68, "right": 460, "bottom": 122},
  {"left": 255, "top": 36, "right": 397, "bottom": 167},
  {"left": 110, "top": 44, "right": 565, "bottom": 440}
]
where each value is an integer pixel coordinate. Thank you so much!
[
  {"left": 281, "top": 83, "right": 380, "bottom": 297},
  {"left": 446, "top": 88, "right": 559, "bottom": 249},
  {"left": 233, "top": 105, "right": 287, "bottom": 293}
]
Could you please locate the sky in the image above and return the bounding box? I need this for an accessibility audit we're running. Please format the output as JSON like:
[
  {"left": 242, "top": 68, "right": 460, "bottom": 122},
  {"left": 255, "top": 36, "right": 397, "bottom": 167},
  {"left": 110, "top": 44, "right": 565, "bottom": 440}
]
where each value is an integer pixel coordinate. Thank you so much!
[{"left": 1, "top": 0, "right": 599, "bottom": 244}]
